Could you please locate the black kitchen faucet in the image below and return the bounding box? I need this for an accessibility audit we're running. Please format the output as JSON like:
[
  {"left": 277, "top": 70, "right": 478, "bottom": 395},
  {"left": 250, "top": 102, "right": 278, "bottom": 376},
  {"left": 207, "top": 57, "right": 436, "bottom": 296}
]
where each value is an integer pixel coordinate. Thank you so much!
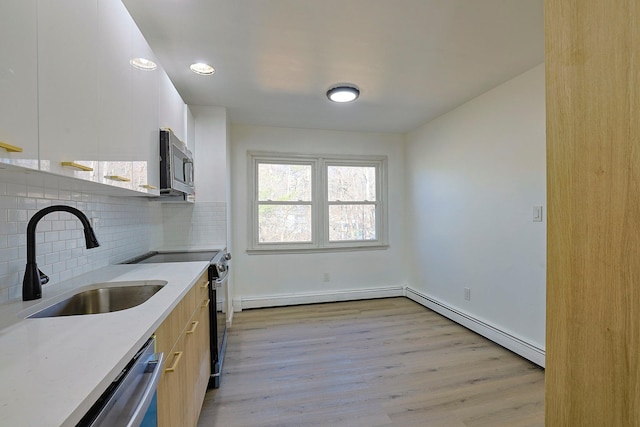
[{"left": 22, "top": 205, "right": 100, "bottom": 301}]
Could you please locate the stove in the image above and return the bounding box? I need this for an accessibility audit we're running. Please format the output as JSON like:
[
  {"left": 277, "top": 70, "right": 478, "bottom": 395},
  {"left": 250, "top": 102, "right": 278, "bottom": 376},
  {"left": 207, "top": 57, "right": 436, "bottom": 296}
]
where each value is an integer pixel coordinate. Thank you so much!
[
  {"left": 122, "top": 249, "right": 230, "bottom": 388},
  {"left": 129, "top": 251, "right": 219, "bottom": 263}
]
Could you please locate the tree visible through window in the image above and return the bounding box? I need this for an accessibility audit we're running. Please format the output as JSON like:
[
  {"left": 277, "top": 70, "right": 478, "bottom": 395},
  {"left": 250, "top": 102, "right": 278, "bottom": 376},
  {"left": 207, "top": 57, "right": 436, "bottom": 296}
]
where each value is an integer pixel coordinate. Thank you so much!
[
  {"left": 250, "top": 153, "right": 387, "bottom": 251},
  {"left": 327, "top": 165, "right": 377, "bottom": 241},
  {"left": 258, "top": 163, "right": 312, "bottom": 243}
]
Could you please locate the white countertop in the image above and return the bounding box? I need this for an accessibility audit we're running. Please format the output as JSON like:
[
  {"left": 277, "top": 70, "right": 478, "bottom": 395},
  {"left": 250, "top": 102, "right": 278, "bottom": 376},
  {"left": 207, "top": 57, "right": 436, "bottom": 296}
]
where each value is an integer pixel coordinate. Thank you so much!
[
  {"left": 0, "top": 262, "right": 210, "bottom": 427},
  {"left": 159, "top": 244, "right": 226, "bottom": 252}
]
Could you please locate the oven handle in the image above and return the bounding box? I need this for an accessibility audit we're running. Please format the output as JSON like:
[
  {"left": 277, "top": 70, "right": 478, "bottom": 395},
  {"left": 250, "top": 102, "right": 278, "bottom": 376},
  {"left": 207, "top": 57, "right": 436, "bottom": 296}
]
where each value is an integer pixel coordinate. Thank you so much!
[
  {"left": 126, "top": 352, "right": 164, "bottom": 427},
  {"left": 214, "top": 269, "right": 229, "bottom": 287}
]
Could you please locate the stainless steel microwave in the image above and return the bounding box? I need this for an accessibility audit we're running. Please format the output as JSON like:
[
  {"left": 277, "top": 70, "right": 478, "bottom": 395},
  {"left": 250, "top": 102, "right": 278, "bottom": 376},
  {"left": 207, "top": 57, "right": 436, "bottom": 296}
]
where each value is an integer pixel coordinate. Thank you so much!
[{"left": 160, "top": 128, "right": 195, "bottom": 196}]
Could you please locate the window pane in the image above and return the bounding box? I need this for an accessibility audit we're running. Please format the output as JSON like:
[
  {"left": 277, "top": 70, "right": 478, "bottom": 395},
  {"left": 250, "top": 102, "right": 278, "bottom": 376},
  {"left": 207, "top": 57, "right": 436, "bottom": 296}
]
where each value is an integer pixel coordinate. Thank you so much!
[
  {"left": 258, "top": 163, "right": 312, "bottom": 201},
  {"left": 327, "top": 166, "right": 376, "bottom": 201},
  {"left": 259, "top": 204, "right": 312, "bottom": 243},
  {"left": 329, "top": 204, "right": 376, "bottom": 241}
]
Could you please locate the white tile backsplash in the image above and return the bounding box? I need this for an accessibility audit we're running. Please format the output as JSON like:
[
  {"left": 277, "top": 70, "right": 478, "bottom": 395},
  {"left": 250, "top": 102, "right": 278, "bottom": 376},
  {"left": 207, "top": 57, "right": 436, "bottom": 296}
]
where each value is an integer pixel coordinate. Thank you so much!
[
  {"left": 0, "top": 168, "right": 227, "bottom": 304},
  {"left": 160, "top": 201, "right": 227, "bottom": 248},
  {"left": 0, "top": 171, "right": 164, "bottom": 303}
]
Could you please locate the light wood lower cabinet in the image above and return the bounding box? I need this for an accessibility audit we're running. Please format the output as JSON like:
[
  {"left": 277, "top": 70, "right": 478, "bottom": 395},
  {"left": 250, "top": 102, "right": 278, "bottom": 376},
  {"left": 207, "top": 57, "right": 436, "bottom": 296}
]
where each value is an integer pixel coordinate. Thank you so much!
[{"left": 156, "top": 272, "right": 211, "bottom": 427}]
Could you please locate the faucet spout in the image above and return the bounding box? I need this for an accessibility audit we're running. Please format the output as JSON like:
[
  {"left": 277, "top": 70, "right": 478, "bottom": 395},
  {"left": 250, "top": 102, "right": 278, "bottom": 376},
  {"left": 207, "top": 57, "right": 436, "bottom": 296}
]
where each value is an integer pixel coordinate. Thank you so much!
[{"left": 23, "top": 205, "right": 100, "bottom": 301}]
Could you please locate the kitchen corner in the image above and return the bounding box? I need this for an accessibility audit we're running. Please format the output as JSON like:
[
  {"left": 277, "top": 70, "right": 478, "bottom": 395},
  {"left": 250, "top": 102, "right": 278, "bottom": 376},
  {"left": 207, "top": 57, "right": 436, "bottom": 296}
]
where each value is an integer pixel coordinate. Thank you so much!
[{"left": 0, "top": 261, "right": 209, "bottom": 426}]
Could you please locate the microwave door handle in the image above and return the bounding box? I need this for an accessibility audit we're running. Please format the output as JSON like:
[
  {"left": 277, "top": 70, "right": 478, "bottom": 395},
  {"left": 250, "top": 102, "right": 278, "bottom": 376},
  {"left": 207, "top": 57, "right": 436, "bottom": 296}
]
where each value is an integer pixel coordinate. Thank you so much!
[{"left": 183, "top": 159, "right": 193, "bottom": 183}]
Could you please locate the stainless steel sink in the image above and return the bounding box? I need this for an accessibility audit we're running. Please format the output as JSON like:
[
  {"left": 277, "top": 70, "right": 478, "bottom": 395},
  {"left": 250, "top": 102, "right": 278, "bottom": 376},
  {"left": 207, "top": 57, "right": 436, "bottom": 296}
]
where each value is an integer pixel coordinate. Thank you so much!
[{"left": 26, "top": 281, "right": 167, "bottom": 318}]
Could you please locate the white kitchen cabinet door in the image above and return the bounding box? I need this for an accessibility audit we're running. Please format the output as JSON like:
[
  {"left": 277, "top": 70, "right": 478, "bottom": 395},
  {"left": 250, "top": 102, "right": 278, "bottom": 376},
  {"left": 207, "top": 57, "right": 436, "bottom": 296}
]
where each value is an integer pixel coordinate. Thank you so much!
[
  {"left": 186, "top": 106, "right": 196, "bottom": 154},
  {"left": 0, "top": 0, "right": 39, "bottom": 170},
  {"left": 159, "top": 68, "right": 187, "bottom": 144},
  {"left": 131, "top": 21, "right": 160, "bottom": 195},
  {"left": 97, "top": 0, "right": 135, "bottom": 189},
  {"left": 37, "top": 0, "right": 101, "bottom": 182}
]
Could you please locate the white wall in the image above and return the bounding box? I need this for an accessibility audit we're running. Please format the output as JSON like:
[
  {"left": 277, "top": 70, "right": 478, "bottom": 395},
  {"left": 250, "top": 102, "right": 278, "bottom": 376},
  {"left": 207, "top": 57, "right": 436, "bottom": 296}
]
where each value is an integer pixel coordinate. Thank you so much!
[
  {"left": 230, "top": 124, "right": 408, "bottom": 308},
  {"left": 405, "top": 64, "right": 546, "bottom": 355},
  {"left": 158, "top": 106, "right": 229, "bottom": 250},
  {"left": 191, "top": 106, "right": 228, "bottom": 203}
]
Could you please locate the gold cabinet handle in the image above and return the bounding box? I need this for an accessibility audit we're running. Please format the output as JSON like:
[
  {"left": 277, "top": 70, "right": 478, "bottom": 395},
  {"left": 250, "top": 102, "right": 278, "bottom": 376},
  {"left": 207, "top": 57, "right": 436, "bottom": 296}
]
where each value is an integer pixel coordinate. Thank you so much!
[
  {"left": 164, "top": 351, "right": 183, "bottom": 372},
  {"left": 201, "top": 299, "right": 210, "bottom": 309},
  {"left": 185, "top": 321, "right": 199, "bottom": 334},
  {"left": 139, "top": 184, "right": 157, "bottom": 189},
  {"left": 61, "top": 162, "right": 93, "bottom": 171},
  {"left": 0, "top": 142, "right": 23, "bottom": 153},
  {"left": 200, "top": 281, "right": 209, "bottom": 289},
  {"left": 104, "top": 175, "right": 131, "bottom": 182}
]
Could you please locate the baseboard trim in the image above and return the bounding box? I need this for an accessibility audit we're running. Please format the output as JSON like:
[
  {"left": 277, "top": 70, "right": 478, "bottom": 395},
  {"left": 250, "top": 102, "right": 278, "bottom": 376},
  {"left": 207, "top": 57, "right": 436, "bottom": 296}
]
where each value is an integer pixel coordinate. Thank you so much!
[
  {"left": 404, "top": 287, "right": 545, "bottom": 368},
  {"left": 230, "top": 285, "right": 545, "bottom": 367},
  {"left": 236, "top": 286, "right": 405, "bottom": 310}
]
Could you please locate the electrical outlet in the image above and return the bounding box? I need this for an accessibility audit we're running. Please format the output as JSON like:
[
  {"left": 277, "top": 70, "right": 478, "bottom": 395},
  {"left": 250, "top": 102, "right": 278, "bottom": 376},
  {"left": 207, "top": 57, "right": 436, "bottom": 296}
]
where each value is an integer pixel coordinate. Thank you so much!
[
  {"left": 90, "top": 217, "right": 99, "bottom": 230},
  {"left": 323, "top": 273, "right": 330, "bottom": 282},
  {"left": 464, "top": 287, "right": 471, "bottom": 301}
]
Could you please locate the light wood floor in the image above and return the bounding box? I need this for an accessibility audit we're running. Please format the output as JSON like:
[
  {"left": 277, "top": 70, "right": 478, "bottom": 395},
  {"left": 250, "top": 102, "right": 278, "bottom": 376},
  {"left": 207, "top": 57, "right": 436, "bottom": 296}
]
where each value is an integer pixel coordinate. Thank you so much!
[{"left": 197, "top": 298, "right": 544, "bottom": 427}]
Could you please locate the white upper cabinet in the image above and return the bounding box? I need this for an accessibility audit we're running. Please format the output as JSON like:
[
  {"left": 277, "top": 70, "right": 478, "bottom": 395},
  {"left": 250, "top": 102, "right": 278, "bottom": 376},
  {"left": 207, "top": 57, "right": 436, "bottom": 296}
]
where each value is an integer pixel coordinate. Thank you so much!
[
  {"left": 2, "top": 0, "right": 171, "bottom": 194},
  {"left": 186, "top": 106, "right": 196, "bottom": 154},
  {"left": 37, "top": 0, "right": 101, "bottom": 182},
  {"left": 130, "top": 14, "right": 160, "bottom": 194},
  {"left": 159, "top": 69, "right": 187, "bottom": 144},
  {"left": 97, "top": 0, "right": 135, "bottom": 189},
  {"left": 0, "top": 0, "right": 39, "bottom": 169}
]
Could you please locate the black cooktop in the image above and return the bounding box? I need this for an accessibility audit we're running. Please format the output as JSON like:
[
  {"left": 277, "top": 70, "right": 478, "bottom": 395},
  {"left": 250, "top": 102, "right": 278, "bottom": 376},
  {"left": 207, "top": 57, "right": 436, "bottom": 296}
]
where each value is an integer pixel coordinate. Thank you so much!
[{"left": 123, "top": 251, "right": 219, "bottom": 264}]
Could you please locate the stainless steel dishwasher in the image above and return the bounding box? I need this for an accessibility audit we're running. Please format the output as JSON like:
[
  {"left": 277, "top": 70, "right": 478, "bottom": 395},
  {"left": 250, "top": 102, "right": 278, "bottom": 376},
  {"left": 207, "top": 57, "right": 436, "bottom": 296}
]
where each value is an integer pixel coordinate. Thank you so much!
[{"left": 76, "top": 337, "right": 163, "bottom": 427}]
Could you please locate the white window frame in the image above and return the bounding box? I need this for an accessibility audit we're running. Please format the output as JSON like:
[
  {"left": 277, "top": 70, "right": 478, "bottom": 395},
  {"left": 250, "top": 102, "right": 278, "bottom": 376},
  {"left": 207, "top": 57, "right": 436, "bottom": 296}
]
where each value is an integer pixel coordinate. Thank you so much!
[{"left": 248, "top": 151, "right": 389, "bottom": 253}]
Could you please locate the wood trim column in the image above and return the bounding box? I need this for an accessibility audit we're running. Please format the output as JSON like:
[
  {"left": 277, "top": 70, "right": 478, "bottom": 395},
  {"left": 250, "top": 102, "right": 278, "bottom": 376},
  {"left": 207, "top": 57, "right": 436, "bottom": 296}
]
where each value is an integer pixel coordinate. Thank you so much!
[{"left": 545, "top": 0, "right": 640, "bottom": 425}]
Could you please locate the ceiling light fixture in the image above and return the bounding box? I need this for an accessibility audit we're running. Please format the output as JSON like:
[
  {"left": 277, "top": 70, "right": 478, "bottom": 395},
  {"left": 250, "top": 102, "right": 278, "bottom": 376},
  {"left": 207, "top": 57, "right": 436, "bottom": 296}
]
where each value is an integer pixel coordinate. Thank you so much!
[
  {"left": 326, "top": 84, "right": 360, "bottom": 103},
  {"left": 190, "top": 63, "right": 215, "bottom": 75},
  {"left": 129, "top": 57, "right": 157, "bottom": 71}
]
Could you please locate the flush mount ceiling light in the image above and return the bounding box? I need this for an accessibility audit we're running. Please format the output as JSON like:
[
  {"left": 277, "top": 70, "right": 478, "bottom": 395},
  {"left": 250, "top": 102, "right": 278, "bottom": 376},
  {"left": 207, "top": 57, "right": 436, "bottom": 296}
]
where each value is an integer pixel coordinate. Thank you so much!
[
  {"left": 129, "top": 57, "right": 157, "bottom": 71},
  {"left": 326, "top": 84, "right": 360, "bottom": 103},
  {"left": 190, "top": 63, "right": 215, "bottom": 75}
]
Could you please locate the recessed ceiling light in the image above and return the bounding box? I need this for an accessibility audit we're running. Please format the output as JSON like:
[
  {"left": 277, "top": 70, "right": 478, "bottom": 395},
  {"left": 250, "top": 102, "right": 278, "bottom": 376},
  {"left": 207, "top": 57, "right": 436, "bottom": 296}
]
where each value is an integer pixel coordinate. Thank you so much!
[
  {"left": 327, "top": 85, "right": 360, "bottom": 103},
  {"left": 129, "top": 57, "right": 157, "bottom": 71},
  {"left": 190, "top": 63, "right": 215, "bottom": 75}
]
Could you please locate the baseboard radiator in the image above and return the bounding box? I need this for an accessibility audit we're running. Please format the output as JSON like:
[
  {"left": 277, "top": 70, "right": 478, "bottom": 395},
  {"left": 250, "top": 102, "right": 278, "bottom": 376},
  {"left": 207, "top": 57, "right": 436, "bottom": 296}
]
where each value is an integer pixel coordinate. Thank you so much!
[
  {"left": 232, "top": 285, "right": 545, "bottom": 367},
  {"left": 404, "top": 287, "right": 545, "bottom": 367}
]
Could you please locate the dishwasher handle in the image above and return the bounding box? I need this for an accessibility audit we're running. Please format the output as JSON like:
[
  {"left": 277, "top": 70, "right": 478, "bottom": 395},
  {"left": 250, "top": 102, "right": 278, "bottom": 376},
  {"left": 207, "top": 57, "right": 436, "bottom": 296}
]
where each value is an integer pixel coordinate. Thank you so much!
[
  {"left": 81, "top": 338, "right": 164, "bottom": 427},
  {"left": 126, "top": 352, "right": 164, "bottom": 427}
]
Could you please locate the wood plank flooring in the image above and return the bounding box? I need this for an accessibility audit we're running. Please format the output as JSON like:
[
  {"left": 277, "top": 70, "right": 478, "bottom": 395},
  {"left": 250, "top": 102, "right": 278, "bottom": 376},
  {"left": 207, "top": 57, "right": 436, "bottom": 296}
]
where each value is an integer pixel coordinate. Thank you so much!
[{"left": 197, "top": 298, "right": 544, "bottom": 427}]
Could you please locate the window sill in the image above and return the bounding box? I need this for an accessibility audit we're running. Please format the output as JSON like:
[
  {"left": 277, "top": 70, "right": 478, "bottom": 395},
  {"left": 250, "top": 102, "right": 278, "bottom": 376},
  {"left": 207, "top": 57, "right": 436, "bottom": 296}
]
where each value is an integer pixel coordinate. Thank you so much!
[{"left": 247, "top": 244, "right": 390, "bottom": 255}]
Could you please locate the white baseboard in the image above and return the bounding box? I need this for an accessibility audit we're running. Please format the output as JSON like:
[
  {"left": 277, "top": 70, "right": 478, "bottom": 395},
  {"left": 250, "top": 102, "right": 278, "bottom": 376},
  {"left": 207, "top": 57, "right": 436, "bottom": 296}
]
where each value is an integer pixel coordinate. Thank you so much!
[
  {"left": 229, "top": 285, "right": 545, "bottom": 367},
  {"left": 404, "top": 287, "right": 545, "bottom": 367},
  {"left": 235, "top": 285, "right": 405, "bottom": 311}
]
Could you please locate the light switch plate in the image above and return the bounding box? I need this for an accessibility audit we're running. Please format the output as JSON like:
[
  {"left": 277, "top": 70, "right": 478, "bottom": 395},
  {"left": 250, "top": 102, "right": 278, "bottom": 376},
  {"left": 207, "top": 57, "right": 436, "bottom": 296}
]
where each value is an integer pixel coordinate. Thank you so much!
[{"left": 533, "top": 206, "right": 543, "bottom": 222}]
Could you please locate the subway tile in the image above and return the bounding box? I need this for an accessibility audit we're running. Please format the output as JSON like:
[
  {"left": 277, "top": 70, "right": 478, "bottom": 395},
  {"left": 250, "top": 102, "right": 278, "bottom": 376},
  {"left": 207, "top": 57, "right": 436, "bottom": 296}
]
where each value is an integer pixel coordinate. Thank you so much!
[
  {"left": 7, "top": 209, "right": 28, "bottom": 222},
  {"left": 7, "top": 234, "right": 24, "bottom": 248},
  {"left": 0, "top": 183, "right": 221, "bottom": 302},
  {"left": 51, "top": 220, "right": 65, "bottom": 231},
  {"left": 44, "top": 231, "right": 59, "bottom": 243},
  {"left": 45, "top": 252, "right": 60, "bottom": 265},
  {"left": 0, "top": 262, "right": 8, "bottom": 276},
  {"left": 0, "top": 222, "right": 18, "bottom": 235},
  {"left": 0, "top": 248, "right": 20, "bottom": 262},
  {"left": 38, "top": 242, "right": 53, "bottom": 255},
  {"left": 0, "top": 196, "right": 17, "bottom": 209},
  {"left": 6, "top": 183, "right": 27, "bottom": 197},
  {"left": 50, "top": 261, "right": 65, "bottom": 275},
  {"left": 18, "top": 198, "right": 37, "bottom": 210}
]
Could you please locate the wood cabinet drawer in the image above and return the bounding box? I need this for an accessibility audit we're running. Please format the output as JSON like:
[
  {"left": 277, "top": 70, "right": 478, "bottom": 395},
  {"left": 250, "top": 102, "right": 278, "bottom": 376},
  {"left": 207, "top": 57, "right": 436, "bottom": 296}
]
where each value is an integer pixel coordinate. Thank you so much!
[
  {"left": 196, "top": 274, "right": 210, "bottom": 302},
  {"left": 157, "top": 333, "right": 188, "bottom": 427},
  {"left": 155, "top": 271, "right": 211, "bottom": 427}
]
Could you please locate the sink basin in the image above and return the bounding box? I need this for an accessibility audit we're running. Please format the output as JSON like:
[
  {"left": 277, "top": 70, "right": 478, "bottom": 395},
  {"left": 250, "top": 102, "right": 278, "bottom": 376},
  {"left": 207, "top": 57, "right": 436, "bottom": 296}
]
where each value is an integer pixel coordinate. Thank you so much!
[{"left": 26, "top": 280, "right": 167, "bottom": 318}]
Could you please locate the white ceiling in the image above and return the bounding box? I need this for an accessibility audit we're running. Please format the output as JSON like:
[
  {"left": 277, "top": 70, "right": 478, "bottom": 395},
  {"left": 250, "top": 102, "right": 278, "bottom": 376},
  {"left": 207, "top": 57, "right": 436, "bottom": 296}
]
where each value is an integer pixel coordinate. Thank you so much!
[{"left": 123, "top": 0, "right": 543, "bottom": 134}]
